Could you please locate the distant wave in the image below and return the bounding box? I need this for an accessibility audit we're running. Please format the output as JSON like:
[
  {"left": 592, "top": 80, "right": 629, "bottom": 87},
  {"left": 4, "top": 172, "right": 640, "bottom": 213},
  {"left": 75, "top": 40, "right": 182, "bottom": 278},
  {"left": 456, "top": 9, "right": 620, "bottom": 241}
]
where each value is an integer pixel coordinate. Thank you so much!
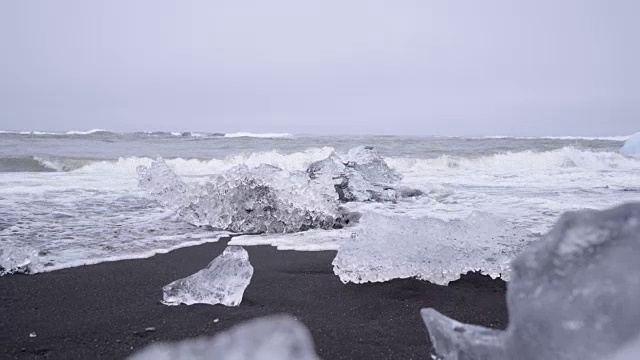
[
  {"left": 0, "top": 129, "right": 114, "bottom": 136},
  {"left": 0, "top": 130, "right": 294, "bottom": 138},
  {"left": 476, "top": 135, "right": 631, "bottom": 141},
  {"left": 65, "top": 129, "right": 111, "bottom": 135},
  {"left": 223, "top": 132, "right": 293, "bottom": 138},
  {"left": 0, "top": 130, "right": 630, "bottom": 141},
  {"left": 0, "top": 130, "right": 61, "bottom": 135}
]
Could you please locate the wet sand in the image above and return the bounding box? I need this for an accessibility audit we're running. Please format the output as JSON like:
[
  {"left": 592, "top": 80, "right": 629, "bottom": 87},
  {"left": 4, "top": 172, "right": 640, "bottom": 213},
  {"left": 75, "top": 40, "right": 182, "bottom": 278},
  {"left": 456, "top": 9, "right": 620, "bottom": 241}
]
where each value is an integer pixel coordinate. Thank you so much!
[{"left": 2, "top": 238, "right": 508, "bottom": 359}]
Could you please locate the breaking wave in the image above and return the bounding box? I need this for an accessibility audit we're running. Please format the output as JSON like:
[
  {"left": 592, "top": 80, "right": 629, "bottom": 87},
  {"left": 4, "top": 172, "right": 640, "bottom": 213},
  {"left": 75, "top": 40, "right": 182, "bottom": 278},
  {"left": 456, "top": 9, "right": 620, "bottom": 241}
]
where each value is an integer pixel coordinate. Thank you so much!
[
  {"left": 74, "top": 147, "right": 335, "bottom": 175},
  {"left": 387, "top": 147, "right": 640, "bottom": 173},
  {"left": 0, "top": 156, "right": 91, "bottom": 172},
  {"left": 3, "top": 147, "right": 637, "bottom": 175}
]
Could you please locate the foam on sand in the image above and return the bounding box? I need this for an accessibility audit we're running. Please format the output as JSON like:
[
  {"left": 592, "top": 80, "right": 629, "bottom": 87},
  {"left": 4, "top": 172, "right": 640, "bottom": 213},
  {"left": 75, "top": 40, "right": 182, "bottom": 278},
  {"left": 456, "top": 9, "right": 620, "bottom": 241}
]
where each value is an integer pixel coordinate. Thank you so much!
[{"left": 229, "top": 228, "right": 353, "bottom": 251}]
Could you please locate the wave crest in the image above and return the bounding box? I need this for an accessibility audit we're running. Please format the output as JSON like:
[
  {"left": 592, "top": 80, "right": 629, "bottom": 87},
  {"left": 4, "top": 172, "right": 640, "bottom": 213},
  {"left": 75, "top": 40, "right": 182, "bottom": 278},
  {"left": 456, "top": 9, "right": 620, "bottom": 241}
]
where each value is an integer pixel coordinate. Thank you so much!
[{"left": 387, "top": 147, "right": 640, "bottom": 174}]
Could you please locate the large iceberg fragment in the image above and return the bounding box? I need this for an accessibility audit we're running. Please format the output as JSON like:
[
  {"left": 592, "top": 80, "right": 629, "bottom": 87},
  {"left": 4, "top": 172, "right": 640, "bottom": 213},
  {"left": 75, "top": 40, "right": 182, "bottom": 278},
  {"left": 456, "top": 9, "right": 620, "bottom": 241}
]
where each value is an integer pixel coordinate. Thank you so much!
[
  {"left": 162, "top": 246, "right": 253, "bottom": 306},
  {"left": 421, "top": 203, "right": 640, "bottom": 360},
  {"left": 332, "top": 212, "right": 533, "bottom": 285},
  {"left": 620, "top": 132, "right": 640, "bottom": 156},
  {"left": 611, "top": 335, "right": 640, "bottom": 360},
  {"left": 138, "top": 158, "right": 347, "bottom": 233},
  {"left": 307, "top": 146, "right": 422, "bottom": 202},
  {"left": 128, "top": 315, "right": 319, "bottom": 360}
]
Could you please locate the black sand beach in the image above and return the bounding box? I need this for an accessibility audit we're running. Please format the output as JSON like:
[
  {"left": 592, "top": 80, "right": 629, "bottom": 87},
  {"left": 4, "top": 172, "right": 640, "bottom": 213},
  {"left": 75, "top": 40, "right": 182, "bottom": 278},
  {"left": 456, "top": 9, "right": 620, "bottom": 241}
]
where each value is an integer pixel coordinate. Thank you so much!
[{"left": 2, "top": 238, "right": 508, "bottom": 359}]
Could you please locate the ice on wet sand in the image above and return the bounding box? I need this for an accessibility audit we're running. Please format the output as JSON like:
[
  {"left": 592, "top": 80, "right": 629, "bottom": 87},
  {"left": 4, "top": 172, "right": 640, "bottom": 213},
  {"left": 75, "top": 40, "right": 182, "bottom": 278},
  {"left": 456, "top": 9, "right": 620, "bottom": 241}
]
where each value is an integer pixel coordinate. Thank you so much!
[
  {"left": 128, "top": 315, "right": 319, "bottom": 360},
  {"left": 162, "top": 246, "right": 253, "bottom": 306},
  {"left": 332, "top": 212, "right": 532, "bottom": 285},
  {"left": 421, "top": 203, "right": 640, "bottom": 360}
]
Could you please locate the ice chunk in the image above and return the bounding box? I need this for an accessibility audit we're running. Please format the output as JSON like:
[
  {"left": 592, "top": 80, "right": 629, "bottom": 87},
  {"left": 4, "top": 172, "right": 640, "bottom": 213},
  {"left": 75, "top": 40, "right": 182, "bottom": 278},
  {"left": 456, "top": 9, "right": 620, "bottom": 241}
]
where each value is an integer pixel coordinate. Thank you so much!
[
  {"left": 332, "top": 212, "right": 533, "bottom": 285},
  {"left": 138, "top": 158, "right": 347, "bottom": 233},
  {"left": 420, "top": 309, "right": 505, "bottom": 360},
  {"left": 0, "top": 246, "right": 38, "bottom": 275},
  {"left": 611, "top": 335, "right": 640, "bottom": 360},
  {"left": 620, "top": 132, "right": 640, "bottom": 156},
  {"left": 307, "top": 146, "right": 421, "bottom": 202},
  {"left": 344, "top": 146, "right": 402, "bottom": 184},
  {"left": 128, "top": 315, "right": 319, "bottom": 360},
  {"left": 306, "top": 151, "right": 346, "bottom": 180},
  {"left": 421, "top": 203, "right": 640, "bottom": 360},
  {"left": 162, "top": 246, "right": 253, "bottom": 306}
]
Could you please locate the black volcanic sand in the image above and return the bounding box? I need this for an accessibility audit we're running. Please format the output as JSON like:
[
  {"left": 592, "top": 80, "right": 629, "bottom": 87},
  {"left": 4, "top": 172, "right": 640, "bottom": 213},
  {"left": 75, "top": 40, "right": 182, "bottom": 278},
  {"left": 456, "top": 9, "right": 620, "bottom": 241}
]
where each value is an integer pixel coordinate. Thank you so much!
[{"left": 2, "top": 238, "right": 508, "bottom": 359}]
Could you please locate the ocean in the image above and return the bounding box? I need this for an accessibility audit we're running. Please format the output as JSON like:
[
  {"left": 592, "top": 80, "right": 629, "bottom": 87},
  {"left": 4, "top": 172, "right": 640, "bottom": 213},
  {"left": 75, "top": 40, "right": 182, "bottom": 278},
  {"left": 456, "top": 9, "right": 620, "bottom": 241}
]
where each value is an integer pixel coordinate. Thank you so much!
[{"left": 1, "top": 130, "right": 638, "bottom": 275}]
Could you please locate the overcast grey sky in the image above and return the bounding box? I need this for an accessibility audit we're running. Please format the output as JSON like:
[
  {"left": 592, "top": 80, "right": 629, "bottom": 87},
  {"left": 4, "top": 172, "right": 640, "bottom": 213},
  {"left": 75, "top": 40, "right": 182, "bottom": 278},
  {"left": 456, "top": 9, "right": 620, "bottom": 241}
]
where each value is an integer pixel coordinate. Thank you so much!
[{"left": 1, "top": 1, "right": 638, "bottom": 136}]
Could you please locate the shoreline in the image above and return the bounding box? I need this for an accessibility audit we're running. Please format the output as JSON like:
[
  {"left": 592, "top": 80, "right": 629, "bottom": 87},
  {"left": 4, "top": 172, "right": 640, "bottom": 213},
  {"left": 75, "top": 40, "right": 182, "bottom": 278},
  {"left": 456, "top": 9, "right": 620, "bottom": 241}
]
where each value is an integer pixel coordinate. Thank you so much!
[{"left": 2, "top": 238, "right": 508, "bottom": 359}]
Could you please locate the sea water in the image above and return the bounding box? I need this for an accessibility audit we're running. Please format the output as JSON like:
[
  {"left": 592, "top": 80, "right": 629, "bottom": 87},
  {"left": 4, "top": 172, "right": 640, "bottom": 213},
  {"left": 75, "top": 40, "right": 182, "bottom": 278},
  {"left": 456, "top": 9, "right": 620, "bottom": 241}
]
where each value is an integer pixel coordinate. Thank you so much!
[{"left": 1, "top": 131, "right": 638, "bottom": 274}]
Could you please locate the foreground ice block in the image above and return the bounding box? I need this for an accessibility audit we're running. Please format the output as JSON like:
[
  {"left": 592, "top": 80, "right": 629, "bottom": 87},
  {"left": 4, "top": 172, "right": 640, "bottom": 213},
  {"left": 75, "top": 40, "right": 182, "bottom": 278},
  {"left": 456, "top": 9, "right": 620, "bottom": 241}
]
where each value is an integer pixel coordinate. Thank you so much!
[
  {"left": 332, "top": 212, "right": 533, "bottom": 285},
  {"left": 128, "top": 315, "right": 319, "bottom": 360},
  {"left": 162, "top": 246, "right": 253, "bottom": 306},
  {"left": 138, "top": 158, "right": 345, "bottom": 233},
  {"left": 620, "top": 132, "right": 640, "bottom": 156},
  {"left": 421, "top": 203, "right": 640, "bottom": 360}
]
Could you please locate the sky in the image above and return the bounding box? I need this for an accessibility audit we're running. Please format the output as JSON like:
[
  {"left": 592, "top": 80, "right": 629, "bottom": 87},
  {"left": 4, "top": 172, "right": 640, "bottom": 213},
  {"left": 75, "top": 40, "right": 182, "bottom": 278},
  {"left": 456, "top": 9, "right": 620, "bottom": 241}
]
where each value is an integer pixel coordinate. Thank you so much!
[{"left": 0, "top": 1, "right": 638, "bottom": 136}]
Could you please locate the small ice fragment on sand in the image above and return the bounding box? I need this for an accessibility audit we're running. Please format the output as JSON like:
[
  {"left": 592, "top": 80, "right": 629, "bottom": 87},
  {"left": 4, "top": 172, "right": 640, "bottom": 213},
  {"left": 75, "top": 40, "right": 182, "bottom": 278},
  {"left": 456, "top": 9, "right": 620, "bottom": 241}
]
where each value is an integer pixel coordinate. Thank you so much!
[
  {"left": 128, "top": 315, "right": 320, "bottom": 360},
  {"left": 333, "top": 212, "right": 532, "bottom": 285},
  {"left": 214, "top": 319, "right": 220, "bottom": 323},
  {"left": 162, "top": 246, "right": 253, "bottom": 306},
  {"left": 421, "top": 203, "right": 640, "bottom": 360},
  {"left": 29, "top": 332, "right": 36, "bottom": 338}
]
